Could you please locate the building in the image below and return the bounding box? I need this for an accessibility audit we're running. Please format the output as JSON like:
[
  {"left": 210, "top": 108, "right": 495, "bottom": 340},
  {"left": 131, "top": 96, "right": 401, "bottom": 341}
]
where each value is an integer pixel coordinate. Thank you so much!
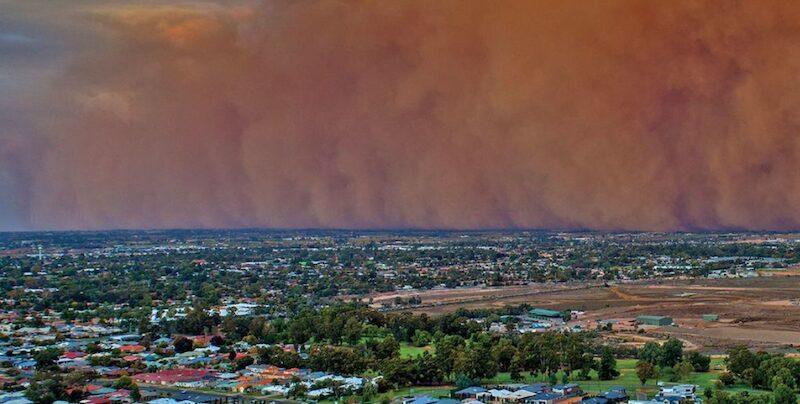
[
  {"left": 596, "top": 387, "right": 627, "bottom": 402},
  {"left": 702, "top": 314, "right": 719, "bottom": 322},
  {"left": 118, "top": 344, "right": 145, "bottom": 353},
  {"left": 525, "top": 392, "right": 565, "bottom": 404},
  {"left": 132, "top": 369, "right": 216, "bottom": 386},
  {"left": 580, "top": 398, "right": 608, "bottom": 404},
  {"left": 636, "top": 315, "right": 673, "bottom": 326},
  {"left": 521, "top": 383, "right": 551, "bottom": 394},
  {"left": 654, "top": 384, "right": 701, "bottom": 403},
  {"left": 552, "top": 383, "right": 581, "bottom": 396},
  {"left": 171, "top": 392, "right": 224, "bottom": 403},
  {"left": 454, "top": 387, "right": 488, "bottom": 400},
  {"left": 530, "top": 308, "right": 564, "bottom": 320}
]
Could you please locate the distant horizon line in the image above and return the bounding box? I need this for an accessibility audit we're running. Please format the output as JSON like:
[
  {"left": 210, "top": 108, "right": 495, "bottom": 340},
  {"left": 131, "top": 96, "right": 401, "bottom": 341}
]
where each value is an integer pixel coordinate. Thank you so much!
[{"left": 0, "top": 226, "right": 794, "bottom": 235}]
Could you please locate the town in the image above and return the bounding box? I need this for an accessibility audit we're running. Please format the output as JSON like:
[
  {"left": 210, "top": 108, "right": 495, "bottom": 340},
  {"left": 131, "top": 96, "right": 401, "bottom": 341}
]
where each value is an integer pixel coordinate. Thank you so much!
[{"left": 0, "top": 230, "right": 799, "bottom": 403}]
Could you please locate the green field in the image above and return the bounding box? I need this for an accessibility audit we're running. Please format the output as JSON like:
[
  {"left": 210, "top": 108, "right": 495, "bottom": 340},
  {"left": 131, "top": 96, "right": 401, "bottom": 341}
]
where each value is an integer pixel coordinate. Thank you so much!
[
  {"left": 486, "top": 358, "right": 765, "bottom": 396},
  {"left": 359, "top": 336, "right": 434, "bottom": 359},
  {"left": 383, "top": 385, "right": 454, "bottom": 398},
  {"left": 316, "top": 357, "right": 770, "bottom": 403},
  {"left": 399, "top": 343, "right": 434, "bottom": 358},
  {"left": 325, "top": 342, "right": 768, "bottom": 401}
]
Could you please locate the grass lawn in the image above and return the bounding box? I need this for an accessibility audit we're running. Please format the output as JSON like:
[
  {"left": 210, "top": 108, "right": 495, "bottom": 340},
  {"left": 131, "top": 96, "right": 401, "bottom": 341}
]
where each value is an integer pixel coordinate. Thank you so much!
[
  {"left": 487, "top": 359, "right": 650, "bottom": 393},
  {"left": 322, "top": 344, "right": 769, "bottom": 400},
  {"left": 399, "top": 343, "right": 434, "bottom": 358},
  {"left": 315, "top": 357, "right": 770, "bottom": 403},
  {"left": 384, "top": 385, "right": 455, "bottom": 398},
  {"left": 359, "top": 336, "right": 434, "bottom": 358},
  {"left": 486, "top": 358, "right": 767, "bottom": 396}
]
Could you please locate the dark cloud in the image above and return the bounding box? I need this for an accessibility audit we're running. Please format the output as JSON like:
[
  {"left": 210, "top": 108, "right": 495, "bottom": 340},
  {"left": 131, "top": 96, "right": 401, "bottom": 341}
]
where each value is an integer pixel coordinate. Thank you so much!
[{"left": 3, "top": 0, "right": 800, "bottom": 231}]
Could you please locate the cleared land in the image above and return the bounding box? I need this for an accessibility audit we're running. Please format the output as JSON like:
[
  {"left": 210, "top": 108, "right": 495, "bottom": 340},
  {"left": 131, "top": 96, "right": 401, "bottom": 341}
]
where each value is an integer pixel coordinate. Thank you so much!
[
  {"left": 363, "top": 282, "right": 603, "bottom": 313},
  {"left": 364, "top": 276, "right": 800, "bottom": 351}
]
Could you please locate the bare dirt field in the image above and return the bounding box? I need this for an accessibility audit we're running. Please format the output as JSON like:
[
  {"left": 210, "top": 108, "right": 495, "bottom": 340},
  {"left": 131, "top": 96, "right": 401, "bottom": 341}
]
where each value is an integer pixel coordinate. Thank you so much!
[
  {"left": 563, "top": 277, "right": 800, "bottom": 351},
  {"left": 363, "top": 276, "right": 800, "bottom": 351},
  {"left": 360, "top": 282, "right": 604, "bottom": 314}
]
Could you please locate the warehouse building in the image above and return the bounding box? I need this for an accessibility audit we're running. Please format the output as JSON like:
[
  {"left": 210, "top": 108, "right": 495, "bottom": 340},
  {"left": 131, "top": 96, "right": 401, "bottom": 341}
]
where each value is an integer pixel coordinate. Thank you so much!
[
  {"left": 529, "top": 308, "right": 564, "bottom": 320},
  {"left": 636, "top": 315, "right": 673, "bottom": 326}
]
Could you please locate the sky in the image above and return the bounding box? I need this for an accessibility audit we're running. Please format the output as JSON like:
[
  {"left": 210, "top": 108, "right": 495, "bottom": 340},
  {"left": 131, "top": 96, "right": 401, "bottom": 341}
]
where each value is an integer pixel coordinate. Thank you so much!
[{"left": 2, "top": 0, "right": 800, "bottom": 232}]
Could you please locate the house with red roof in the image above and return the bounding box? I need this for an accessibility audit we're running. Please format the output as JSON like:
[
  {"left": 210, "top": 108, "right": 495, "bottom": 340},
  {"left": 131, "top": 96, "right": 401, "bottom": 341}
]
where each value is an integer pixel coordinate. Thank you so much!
[
  {"left": 63, "top": 351, "right": 86, "bottom": 359},
  {"left": 118, "top": 344, "right": 145, "bottom": 353}
]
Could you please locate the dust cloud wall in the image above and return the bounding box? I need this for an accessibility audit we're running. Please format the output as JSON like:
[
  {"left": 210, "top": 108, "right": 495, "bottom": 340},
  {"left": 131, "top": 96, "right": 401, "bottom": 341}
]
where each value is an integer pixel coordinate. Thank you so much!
[{"left": 3, "top": 0, "right": 800, "bottom": 231}]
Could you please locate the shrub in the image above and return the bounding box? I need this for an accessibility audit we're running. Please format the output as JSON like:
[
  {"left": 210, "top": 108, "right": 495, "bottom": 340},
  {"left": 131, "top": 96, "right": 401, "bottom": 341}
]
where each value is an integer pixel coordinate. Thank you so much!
[{"left": 719, "top": 371, "right": 736, "bottom": 386}]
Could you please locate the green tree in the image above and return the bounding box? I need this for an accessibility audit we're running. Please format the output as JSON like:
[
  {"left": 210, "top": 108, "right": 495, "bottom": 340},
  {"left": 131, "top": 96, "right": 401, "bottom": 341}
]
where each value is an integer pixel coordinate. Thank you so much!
[
  {"left": 509, "top": 353, "right": 524, "bottom": 381},
  {"left": 130, "top": 384, "right": 141, "bottom": 401},
  {"left": 488, "top": 337, "right": 516, "bottom": 373},
  {"left": 598, "top": 347, "right": 619, "bottom": 381},
  {"left": 25, "top": 372, "right": 66, "bottom": 404},
  {"left": 578, "top": 353, "right": 596, "bottom": 381},
  {"left": 411, "top": 330, "right": 432, "bottom": 347},
  {"left": 113, "top": 376, "right": 135, "bottom": 390},
  {"left": 772, "top": 383, "right": 796, "bottom": 404},
  {"left": 548, "top": 372, "right": 558, "bottom": 385},
  {"left": 703, "top": 386, "right": 714, "bottom": 400},
  {"left": 362, "top": 381, "right": 378, "bottom": 402},
  {"left": 288, "top": 383, "right": 307, "bottom": 399},
  {"left": 287, "top": 310, "right": 316, "bottom": 344},
  {"left": 719, "top": 371, "right": 736, "bottom": 386},
  {"left": 209, "top": 335, "right": 225, "bottom": 347},
  {"left": 672, "top": 360, "right": 694, "bottom": 382},
  {"left": 636, "top": 360, "right": 658, "bottom": 385},
  {"left": 343, "top": 317, "right": 362, "bottom": 345},
  {"left": 660, "top": 338, "right": 684, "bottom": 368},
  {"left": 433, "top": 335, "right": 465, "bottom": 377},
  {"left": 687, "top": 351, "right": 711, "bottom": 372},
  {"left": 743, "top": 367, "right": 759, "bottom": 387},
  {"left": 639, "top": 341, "right": 662, "bottom": 366},
  {"left": 308, "top": 347, "right": 367, "bottom": 375},
  {"left": 235, "top": 355, "right": 255, "bottom": 370},
  {"left": 460, "top": 335, "right": 498, "bottom": 380},
  {"left": 172, "top": 336, "right": 193, "bottom": 353},
  {"left": 374, "top": 335, "right": 400, "bottom": 360},
  {"left": 455, "top": 373, "right": 476, "bottom": 389},
  {"left": 771, "top": 368, "right": 796, "bottom": 391},
  {"left": 415, "top": 351, "right": 444, "bottom": 385},
  {"left": 379, "top": 357, "right": 416, "bottom": 387},
  {"left": 33, "top": 348, "right": 63, "bottom": 372},
  {"left": 727, "top": 346, "right": 758, "bottom": 378}
]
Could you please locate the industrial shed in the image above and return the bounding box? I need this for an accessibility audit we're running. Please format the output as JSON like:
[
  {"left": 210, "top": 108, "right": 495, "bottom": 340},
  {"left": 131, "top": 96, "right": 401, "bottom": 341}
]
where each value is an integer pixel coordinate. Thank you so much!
[
  {"left": 529, "top": 308, "right": 564, "bottom": 319},
  {"left": 636, "top": 315, "right": 673, "bottom": 326}
]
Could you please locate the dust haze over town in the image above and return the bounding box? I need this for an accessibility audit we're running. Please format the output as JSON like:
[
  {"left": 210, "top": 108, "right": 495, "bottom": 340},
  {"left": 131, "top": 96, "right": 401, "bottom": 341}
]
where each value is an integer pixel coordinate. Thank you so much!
[
  {"left": 2, "top": 1, "right": 800, "bottom": 404},
  {"left": 4, "top": 1, "right": 800, "bottom": 231}
]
